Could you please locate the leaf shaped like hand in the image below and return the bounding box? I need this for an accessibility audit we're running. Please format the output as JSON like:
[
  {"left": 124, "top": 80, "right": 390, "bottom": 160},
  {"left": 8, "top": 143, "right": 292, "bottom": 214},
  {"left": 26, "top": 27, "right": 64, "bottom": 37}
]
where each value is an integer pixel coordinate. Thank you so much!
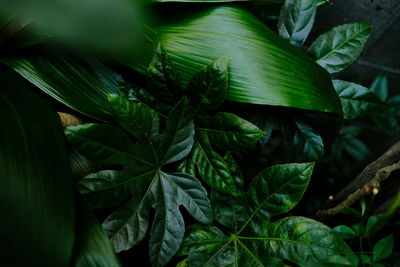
[
  {"left": 333, "top": 80, "right": 385, "bottom": 119},
  {"left": 278, "top": 0, "right": 317, "bottom": 47},
  {"left": 179, "top": 159, "right": 353, "bottom": 266},
  {"left": 309, "top": 23, "right": 372, "bottom": 73},
  {"left": 186, "top": 57, "right": 229, "bottom": 113},
  {"left": 197, "top": 112, "right": 265, "bottom": 151},
  {"left": 66, "top": 96, "right": 212, "bottom": 267}
]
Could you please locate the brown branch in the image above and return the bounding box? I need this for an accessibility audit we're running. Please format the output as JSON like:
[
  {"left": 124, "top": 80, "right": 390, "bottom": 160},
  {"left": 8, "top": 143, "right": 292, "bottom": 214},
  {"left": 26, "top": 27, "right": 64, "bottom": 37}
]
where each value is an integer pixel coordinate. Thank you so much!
[
  {"left": 58, "top": 112, "right": 82, "bottom": 126},
  {"left": 316, "top": 161, "right": 400, "bottom": 220}
]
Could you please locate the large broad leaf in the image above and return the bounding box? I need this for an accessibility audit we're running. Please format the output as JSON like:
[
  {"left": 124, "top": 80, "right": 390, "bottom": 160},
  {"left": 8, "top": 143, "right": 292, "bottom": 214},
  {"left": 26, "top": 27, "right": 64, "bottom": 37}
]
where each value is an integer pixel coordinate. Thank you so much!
[
  {"left": 66, "top": 96, "right": 212, "bottom": 267},
  {"left": 141, "top": 6, "right": 341, "bottom": 113},
  {"left": 333, "top": 80, "right": 385, "bottom": 119},
  {"left": 72, "top": 204, "right": 121, "bottom": 267},
  {"left": 179, "top": 160, "right": 354, "bottom": 266},
  {"left": 0, "top": 70, "right": 75, "bottom": 266},
  {"left": 309, "top": 23, "right": 372, "bottom": 73},
  {"left": 278, "top": 0, "right": 317, "bottom": 47},
  {"left": 3, "top": 49, "right": 123, "bottom": 121}
]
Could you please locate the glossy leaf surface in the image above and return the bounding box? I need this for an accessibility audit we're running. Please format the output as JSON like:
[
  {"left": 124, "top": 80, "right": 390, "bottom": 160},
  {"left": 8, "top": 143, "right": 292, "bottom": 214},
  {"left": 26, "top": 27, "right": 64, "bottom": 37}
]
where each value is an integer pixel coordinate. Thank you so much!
[
  {"left": 333, "top": 80, "right": 385, "bottom": 119},
  {"left": 151, "top": 6, "right": 341, "bottom": 113},
  {"left": 278, "top": 0, "right": 316, "bottom": 47},
  {"left": 197, "top": 112, "right": 264, "bottom": 151},
  {"left": 4, "top": 49, "right": 123, "bottom": 121},
  {"left": 66, "top": 96, "right": 212, "bottom": 266},
  {"left": 0, "top": 71, "right": 75, "bottom": 266},
  {"left": 309, "top": 23, "right": 372, "bottom": 73}
]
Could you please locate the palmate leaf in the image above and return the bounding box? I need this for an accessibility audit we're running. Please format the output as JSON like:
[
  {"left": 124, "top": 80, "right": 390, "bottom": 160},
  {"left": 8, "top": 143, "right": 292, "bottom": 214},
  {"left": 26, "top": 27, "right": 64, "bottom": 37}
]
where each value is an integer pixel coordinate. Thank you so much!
[
  {"left": 143, "top": 5, "right": 341, "bottom": 113},
  {"left": 0, "top": 70, "right": 75, "bottom": 266},
  {"left": 66, "top": 96, "right": 212, "bottom": 267},
  {"left": 3, "top": 49, "right": 123, "bottom": 121},
  {"left": 333, "top": 80, "right": 385, "bottom": 119},
  {"left": 309, "top": 23, "right": 372, "bottom": 73},
  {"left": 179, "top": 161, "right": 354, "bottom": 266},
  {"left": 278, "top": 0, "right": 317, "bottom": 47}
]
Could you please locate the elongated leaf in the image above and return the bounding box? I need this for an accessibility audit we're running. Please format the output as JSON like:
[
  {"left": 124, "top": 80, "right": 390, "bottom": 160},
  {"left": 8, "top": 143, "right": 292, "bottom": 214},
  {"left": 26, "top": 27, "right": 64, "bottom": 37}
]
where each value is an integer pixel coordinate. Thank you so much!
[
  {"left": 186, "top": 56, "right": 229, "bottom": 113},
  {"left": 189, "top": 136, "right": 236, "bottom": 195},
  {"left": 246, "top": 162, "right": 314, "bottom": 221},
  {"left": 145, "top": 6, "right": 341, "bottom": 113},
  {"left": 278, "top": 0, "right": 316, "bottom": 47},
  {"left": 66, "top": 96, "right": 212, "bottom": 266},
  {"left": 333, "top": 80, "right": 385, "bottom": 119},
  {"left": 373, "top": 235, "right": 393, "bottom": 262},
  {"left": 309, "top": 23, "right": 372, "bottom": 73},
  {"left": 197, "top": 112, "right": 264, "bottom": 151},
  {"left": 370, "top": 74, "right": 388, "bottom": 102},
  {"left": 3, "top": 49, "right": 123, "bottom": 121},
  {"left": 285, "top": 119, "right": 324, "bottom": 161},
  {"left": 0, "top": 70, "right": 75, "bottom": 266},
  {"left": 73, "top": 204, "right": 121, "bottom": 267}
]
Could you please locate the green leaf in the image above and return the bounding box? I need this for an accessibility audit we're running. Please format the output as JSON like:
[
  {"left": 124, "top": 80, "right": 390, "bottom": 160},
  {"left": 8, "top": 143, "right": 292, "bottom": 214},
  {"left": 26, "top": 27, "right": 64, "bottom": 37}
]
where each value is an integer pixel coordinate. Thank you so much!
[
  {"left": 246, "top": 162, "right": 314, "bottom": 221},
  {"left": 370, "top": 74, "right": 388, "bottom": 102},
  {"left": 66, "top": 96, "right": 212, "bottom": 266},
  {"left": 147, "top": 44, "right": 183, "bottom": 106},
  {"left": 179, "top": 217, "right": 353, "bottom": 266},
  {"left": 343, "top": 138, "right": 369, "bottom": 161},
  {"left": 186, "top": 56, "right": 229, "bottom": 113},
  {"left": 197, "top": 112, "right": 264, "bottom": 151},
  {"left": 0, "top": 70, "right": 75, "bottom": 266},
  {"left": 285, "top": 119, "right": 324, "bottom": 161},
  {"left": 145, "top": 6, "right": 341, "bottom": 113},
  {"left": 331, "top": 225, "right": 357, "bottom": 239},
  {"left": 189, "top": 136, "right": 236, "bottom": 195},
  {"left": 333, "top": 80, "right": 385, "bottom": 119},
  {"left": 278, "top": 0, "right": 317, "bottom": 47},
  {"left": 309, "top": 23, "right": 372, "bottom": 73},
  {"left": 373, "top": 235, "right": 393, "bottom": 262},
  {"left": 366, "top": 191, "right": 400, "bottom": 235},
  {"left": 3, "top": 49, "right": 123, "bottom": 121},
  {"left": 72, "top": 204, "right": 121, "bottom": 267},
  {"left": 360, "top": 254, "right": 372, "bottom": 264}
]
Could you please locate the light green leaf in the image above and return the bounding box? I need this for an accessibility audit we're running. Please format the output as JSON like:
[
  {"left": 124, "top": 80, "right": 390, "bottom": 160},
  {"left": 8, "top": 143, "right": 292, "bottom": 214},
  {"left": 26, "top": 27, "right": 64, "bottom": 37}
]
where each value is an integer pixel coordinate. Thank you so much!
[
  {"left": 309, "top": 23, "right": 372, "bottom": 73},
  {"left": 197, "top": 112, "right": 264, "bottom": 151},
  {"left": 3, "top": 49, "right": 123, "bottom": 121},
  {"left": 331, "top": 225, "right": 357, "bottom": 239},
  {"left": 145, "top": 6, "right": 341, "bottom": 113},
  {"left": 278, "top": 0, "right": 317, "bottom": 47},
  {"left": 333, "top": 80, "right": 385, "bottom": 119},
  {"left": 189, "top": 136, "right": 236, "bottom": 195},
  {"left": 373, "top": 235, "right": 393, "bottom": 262},
  {"left": 0, "top": 70, "right": 75, "bottom": 266},
  {"left": 370, "top": 74, "right": 388, "bottom": 102},
  {"left": 186, "top": 56, "right": 229, "bottom": 113}
]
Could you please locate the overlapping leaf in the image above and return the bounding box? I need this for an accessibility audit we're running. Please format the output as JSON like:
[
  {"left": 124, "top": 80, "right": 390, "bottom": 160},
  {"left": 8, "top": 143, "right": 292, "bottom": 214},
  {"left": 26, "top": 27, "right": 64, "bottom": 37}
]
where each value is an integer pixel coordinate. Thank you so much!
[
  {"left": 144, "top": 6, "right": 341, "bottom": 113},
  {"left": 278, "top": 0, "right": 317, "bottom": 47},
  {"left": 66, "top": 96, "right": 212, "bottom": 266},
  {"left": 333, "top": 80, "right": 385, "bottom": 119},
  {"left": 0, "top": 70, "right": 75, "bottom": 266},
  {"left": 179, "top": 160, "right": 354, "bottom": 266},
  {"left": 309, "top": 23, "right": 372, "bottom": 73},
  {"left": 3, "top": 49, "right": 123, "bottom": 121}
]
